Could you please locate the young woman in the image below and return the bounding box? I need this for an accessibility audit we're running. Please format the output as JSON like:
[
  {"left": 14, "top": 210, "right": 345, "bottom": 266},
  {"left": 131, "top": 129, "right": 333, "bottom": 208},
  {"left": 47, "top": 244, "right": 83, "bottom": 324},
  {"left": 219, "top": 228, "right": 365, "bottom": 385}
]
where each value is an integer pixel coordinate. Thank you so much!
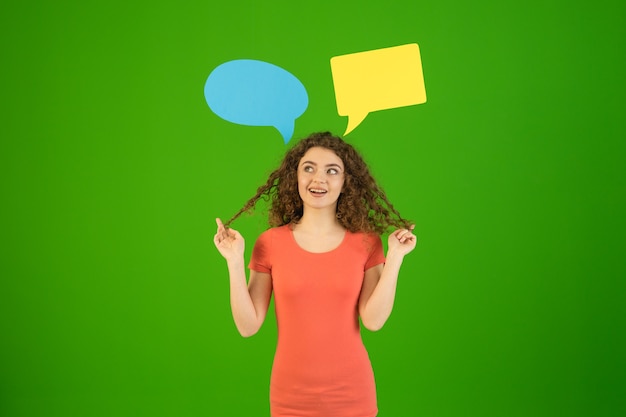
[{"left": 214, "top": 131, "right": 416, "bottom": 417}]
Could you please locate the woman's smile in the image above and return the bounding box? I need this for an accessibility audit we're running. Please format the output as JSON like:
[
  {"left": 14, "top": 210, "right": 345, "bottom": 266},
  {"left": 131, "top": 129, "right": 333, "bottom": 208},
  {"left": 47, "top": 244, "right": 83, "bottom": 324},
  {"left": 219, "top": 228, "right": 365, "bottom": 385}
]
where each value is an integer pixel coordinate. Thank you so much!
[{"left": 308, "top": 187, "right": 328, "bottom": 196}]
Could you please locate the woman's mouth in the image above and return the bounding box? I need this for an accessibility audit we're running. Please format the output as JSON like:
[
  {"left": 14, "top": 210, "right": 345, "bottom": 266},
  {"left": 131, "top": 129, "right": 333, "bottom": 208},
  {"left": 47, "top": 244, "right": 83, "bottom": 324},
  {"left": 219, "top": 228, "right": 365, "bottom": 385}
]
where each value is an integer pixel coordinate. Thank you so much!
[{"left": 309, "top": 188, "right": 327, "bottom": 196}]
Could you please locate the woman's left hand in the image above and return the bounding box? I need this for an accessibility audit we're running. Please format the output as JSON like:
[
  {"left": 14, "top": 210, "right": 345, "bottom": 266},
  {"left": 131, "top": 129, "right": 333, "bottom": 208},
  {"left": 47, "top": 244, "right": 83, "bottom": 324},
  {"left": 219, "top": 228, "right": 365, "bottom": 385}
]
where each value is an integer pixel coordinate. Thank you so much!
[{"left": 387, "top": 226, "right": 417, "bottom": 256}]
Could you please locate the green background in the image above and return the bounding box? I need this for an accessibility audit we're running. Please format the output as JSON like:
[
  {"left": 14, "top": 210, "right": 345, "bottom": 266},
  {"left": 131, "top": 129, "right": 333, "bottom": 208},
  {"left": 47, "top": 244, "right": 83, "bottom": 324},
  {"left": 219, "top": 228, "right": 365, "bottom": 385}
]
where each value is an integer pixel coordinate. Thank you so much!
[{"left": 1, "top": 0, "right": 625, "bottom": 416}]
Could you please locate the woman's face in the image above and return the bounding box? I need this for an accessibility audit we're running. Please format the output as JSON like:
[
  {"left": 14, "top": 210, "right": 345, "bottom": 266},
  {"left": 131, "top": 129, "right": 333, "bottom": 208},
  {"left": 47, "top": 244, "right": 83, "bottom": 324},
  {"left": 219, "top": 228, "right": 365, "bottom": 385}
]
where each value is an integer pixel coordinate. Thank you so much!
[{"left": 297, "top": 147, "right": 345, "bottom": 212}]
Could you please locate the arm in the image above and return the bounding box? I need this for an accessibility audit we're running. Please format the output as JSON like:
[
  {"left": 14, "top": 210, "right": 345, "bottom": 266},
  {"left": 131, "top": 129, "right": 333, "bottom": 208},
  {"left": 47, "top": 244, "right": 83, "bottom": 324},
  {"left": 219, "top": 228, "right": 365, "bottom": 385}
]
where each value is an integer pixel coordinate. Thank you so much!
[
  {"left": 214, "top": 218, "right": 273, "bottom": 337},
  {"left": 358, "top": 227, "right": 416, "bottom": 331}
]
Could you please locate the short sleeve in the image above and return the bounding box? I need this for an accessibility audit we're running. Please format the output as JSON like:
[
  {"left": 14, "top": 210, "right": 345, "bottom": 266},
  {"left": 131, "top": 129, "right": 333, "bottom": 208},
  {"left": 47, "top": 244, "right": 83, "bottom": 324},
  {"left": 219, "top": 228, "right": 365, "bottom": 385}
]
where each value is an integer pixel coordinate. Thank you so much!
[
  {"left": 248, "top": 229, "right": 273, "bottom": 274},
  {"left": 364, "top": 234, "right": 385, "bottom": 270}
]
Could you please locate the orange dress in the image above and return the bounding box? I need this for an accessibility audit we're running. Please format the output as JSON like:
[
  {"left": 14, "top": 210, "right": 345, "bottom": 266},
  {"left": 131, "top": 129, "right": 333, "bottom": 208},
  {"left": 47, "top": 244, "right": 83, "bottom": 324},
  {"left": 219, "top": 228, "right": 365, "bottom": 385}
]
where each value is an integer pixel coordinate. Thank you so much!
[{"left": 249, "top": 225, "right": 385, "bottom": 417}]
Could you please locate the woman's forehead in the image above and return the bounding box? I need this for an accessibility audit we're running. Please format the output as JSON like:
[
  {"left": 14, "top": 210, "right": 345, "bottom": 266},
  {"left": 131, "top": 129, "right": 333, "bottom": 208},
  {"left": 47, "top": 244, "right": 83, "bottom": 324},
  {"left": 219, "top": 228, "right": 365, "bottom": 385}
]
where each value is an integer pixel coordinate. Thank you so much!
[{"left": 299, "top": 146, "right": 344, "bottom": 166}]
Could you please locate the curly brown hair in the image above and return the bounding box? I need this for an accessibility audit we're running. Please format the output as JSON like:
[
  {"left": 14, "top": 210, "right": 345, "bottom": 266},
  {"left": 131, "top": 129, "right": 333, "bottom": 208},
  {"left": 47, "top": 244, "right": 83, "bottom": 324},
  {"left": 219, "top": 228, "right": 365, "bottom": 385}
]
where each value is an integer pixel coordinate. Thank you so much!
[{"left": 225, "top": 131, "right": 412, "bottom": 234}]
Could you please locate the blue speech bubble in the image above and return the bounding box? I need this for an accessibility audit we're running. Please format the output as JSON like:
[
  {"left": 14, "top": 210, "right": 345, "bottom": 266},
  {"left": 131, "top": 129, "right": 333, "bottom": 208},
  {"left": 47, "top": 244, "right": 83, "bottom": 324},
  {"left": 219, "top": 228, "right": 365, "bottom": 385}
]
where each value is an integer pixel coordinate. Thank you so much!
[{"left": 204, "top": 59, "right": 308, "bottom": 144}]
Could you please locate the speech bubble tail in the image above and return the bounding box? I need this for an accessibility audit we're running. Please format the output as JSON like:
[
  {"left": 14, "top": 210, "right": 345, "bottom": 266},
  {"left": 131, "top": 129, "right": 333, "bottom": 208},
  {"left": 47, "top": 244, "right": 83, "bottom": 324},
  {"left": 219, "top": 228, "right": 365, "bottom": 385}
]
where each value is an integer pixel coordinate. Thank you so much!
[
  {"left": 344, "top": 113, "right": 368, "bottom": 136},
  {"left": 275, "top": 121, "right": 295, "bottom": 144}
]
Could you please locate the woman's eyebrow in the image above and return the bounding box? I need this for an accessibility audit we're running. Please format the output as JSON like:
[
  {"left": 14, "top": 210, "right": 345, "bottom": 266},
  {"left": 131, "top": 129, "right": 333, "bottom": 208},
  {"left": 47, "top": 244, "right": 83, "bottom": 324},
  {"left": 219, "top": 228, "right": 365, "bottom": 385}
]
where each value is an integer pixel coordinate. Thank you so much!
[
  {"left": 300, "top": 161, "right": 343, "bottom": 169},
  {"left": 325, "top": 163, "right": 343, "bottom": 169}
]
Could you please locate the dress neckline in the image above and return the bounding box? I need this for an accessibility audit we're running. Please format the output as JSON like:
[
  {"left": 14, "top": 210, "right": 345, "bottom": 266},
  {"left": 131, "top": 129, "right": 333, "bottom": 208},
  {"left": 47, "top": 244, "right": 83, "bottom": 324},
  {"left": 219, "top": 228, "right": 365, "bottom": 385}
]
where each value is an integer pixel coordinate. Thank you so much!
[{"left": 287, "top": 225, "right": 348, "bottom": 254}]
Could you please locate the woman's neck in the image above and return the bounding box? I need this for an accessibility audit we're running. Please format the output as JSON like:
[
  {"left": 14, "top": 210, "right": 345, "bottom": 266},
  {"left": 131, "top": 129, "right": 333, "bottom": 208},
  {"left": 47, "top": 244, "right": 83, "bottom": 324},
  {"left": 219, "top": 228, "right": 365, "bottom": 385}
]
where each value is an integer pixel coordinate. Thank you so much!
[{"left": 296, "top": 208, "right": 344, "bottom": 234}]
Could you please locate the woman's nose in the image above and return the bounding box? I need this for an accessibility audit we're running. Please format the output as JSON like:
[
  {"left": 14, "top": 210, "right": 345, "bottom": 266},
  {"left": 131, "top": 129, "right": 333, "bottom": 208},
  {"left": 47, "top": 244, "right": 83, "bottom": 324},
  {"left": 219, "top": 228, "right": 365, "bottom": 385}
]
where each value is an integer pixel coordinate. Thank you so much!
[{"left": 313, "top": 172, "right": 327, "bottom": 183}]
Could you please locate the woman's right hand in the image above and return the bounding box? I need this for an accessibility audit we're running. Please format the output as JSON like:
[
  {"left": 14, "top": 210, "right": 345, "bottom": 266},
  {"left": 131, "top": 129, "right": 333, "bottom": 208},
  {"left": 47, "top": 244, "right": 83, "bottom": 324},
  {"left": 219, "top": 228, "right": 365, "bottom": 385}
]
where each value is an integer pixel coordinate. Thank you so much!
[{"left": 213, "top": 218, "right": 245, "bottom": 262}]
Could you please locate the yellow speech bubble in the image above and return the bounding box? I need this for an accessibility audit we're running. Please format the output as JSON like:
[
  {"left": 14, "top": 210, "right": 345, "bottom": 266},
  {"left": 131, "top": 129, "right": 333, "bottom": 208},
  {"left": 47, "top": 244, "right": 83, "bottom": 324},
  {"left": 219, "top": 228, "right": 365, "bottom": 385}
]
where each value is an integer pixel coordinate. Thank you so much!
[{"left": 330, "top": 43, "right": 427, "bottom": 135}]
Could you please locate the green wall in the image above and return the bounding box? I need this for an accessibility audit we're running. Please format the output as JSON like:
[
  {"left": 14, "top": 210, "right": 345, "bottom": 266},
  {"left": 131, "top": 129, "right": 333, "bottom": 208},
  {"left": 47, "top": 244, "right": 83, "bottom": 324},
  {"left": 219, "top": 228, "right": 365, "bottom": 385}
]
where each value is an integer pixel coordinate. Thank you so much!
[{"left": 1, "top": 1, "right": 625, "bottom": 416}]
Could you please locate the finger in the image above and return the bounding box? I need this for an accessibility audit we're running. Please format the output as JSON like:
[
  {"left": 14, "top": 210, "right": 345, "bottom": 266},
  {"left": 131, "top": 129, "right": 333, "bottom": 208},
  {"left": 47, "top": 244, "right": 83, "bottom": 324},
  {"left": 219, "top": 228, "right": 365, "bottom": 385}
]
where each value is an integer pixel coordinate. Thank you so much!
[
  {"left": 404, "top": 233, "right": 416, "bottom": 244},
  {"left": 400, "top": 231, "right": 415, "bottom": 244},
  {"left": 214, "top": 230, "right": 226, "bottom": 241},
  {"left": 216, "top": 218, "right": 231, "bottom": 240},
  {"left": 217, "top": 218, "right": 232, "bottom": 232},
  {"left": 216, "top": 218, "right": 224, "bottom": 234},
  {"left": 396, "top": 229, "right": 410, "bottom": 239}
]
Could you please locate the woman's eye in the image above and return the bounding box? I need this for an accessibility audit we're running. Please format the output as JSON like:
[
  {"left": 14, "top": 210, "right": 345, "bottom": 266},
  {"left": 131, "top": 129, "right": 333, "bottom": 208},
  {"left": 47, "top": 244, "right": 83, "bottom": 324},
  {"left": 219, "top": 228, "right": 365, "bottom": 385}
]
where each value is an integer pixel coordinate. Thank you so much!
[
  {"left": 328, "top": 168, "right": 338, "bottom": 175},
  {"left": 303, "top": 166, "right": 314, "bottom": 173}
]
